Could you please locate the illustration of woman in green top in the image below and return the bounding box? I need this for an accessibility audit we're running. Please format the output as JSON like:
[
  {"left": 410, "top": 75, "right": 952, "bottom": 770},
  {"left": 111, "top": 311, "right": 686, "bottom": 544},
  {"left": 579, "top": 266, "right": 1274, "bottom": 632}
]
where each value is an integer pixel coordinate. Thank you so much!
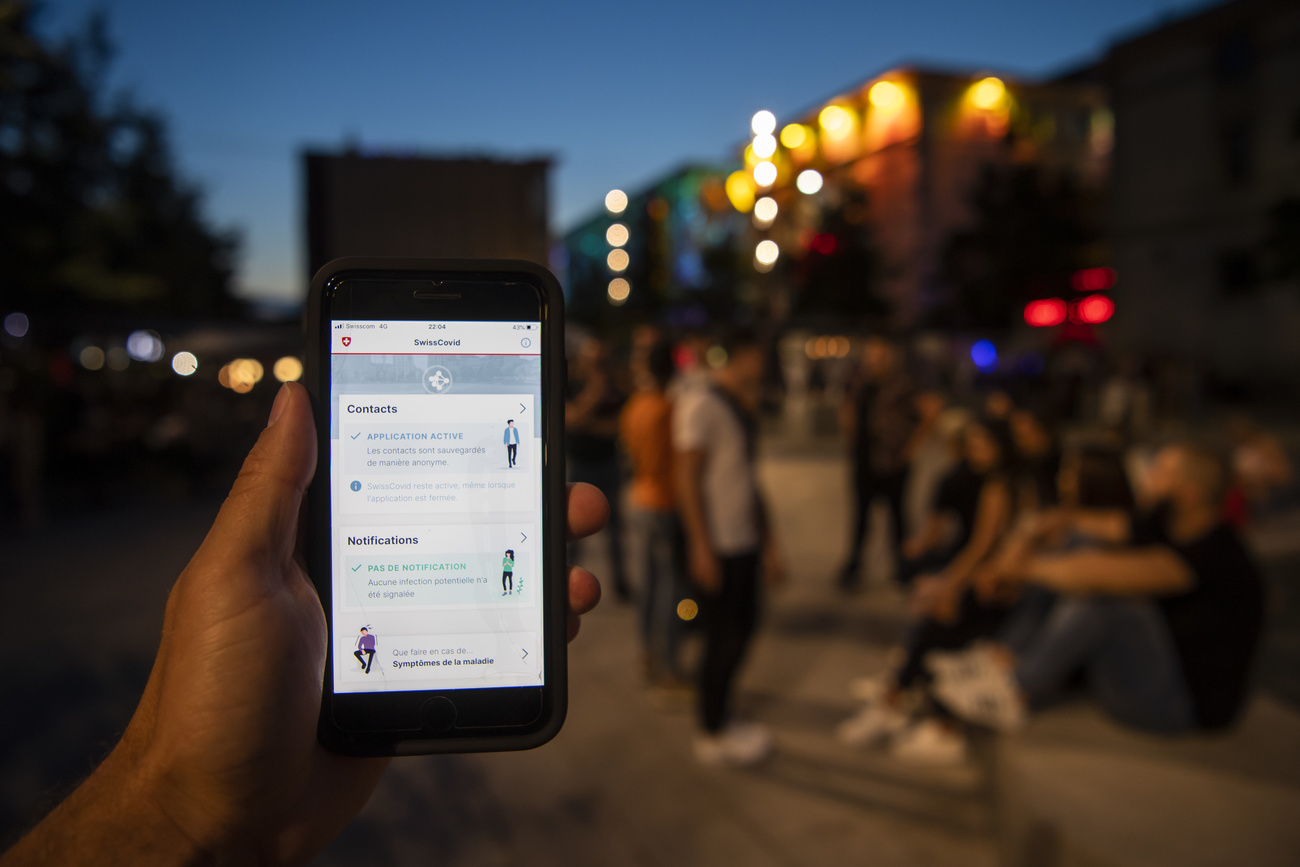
[{"left": 502, "top": 549, "right": 515, "bottom": 595}]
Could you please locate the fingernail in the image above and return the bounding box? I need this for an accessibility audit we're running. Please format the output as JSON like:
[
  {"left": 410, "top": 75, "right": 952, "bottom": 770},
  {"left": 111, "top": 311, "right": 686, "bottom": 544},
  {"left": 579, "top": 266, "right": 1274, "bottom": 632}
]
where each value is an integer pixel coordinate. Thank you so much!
[{"left": 267, "top": 383, "right": 291, "bottom": 428}]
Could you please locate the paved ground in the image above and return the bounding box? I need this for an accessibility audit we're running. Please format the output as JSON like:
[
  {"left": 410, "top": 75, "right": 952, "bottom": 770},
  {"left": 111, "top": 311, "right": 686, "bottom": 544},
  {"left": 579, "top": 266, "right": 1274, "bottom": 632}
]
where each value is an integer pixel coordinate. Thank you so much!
[{"left": 4, "top": 449, "right": 1297, "bottom": 866}]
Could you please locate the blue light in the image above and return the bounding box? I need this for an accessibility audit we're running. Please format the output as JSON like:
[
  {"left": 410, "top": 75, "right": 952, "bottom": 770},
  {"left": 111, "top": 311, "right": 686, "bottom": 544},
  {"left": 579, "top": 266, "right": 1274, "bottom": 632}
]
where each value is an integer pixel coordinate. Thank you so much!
[{"left": 970, "top": 339, "right": 998, "bottom": 372}]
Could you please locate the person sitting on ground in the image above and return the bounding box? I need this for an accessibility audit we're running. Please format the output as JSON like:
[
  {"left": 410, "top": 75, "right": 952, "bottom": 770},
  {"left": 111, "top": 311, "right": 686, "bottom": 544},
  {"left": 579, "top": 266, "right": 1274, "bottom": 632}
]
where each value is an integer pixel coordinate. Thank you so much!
[
  {"left": 0, "top": 382, "right": 607, "bottom": 866},
  {"left": 933, "top": 443, "right": 1265, "bottom": 735},
  {"left": 1008, "top": 405, "right": 1061, "bottom": 513},
  {"left": 837, "top": 419, "right": 1017, "bottom": 762}
]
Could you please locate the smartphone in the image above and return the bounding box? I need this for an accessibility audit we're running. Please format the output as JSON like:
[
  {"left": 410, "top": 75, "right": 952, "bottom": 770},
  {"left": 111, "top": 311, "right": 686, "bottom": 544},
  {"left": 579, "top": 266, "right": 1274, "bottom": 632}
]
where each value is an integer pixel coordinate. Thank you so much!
[{"left": 304, "top": 258, "right": 567, "bottom": 755}]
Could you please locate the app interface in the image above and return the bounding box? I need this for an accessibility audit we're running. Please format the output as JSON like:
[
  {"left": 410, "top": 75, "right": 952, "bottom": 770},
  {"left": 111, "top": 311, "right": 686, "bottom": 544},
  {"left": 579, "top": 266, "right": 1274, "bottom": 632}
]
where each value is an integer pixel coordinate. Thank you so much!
[{"left": 330, "top": 319, "right": 543, "bottom": 694}]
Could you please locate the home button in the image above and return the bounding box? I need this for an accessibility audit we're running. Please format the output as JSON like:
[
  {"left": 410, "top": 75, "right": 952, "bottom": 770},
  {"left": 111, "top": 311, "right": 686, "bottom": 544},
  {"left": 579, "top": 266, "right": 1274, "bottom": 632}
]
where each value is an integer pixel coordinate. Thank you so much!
[{"left": 420, "top": 697, "right": 458, "bottom": 733}]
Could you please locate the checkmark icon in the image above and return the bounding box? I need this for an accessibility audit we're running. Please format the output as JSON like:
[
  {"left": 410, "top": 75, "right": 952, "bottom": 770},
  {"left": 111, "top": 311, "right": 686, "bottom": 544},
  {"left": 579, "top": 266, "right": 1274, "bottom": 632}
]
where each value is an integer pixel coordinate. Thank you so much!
[
  {"left": 351, "top": 564, "right": 362, "bottom": 572},
  {"left": 350, "top": 432, "right": 361, "bottom": 440}
]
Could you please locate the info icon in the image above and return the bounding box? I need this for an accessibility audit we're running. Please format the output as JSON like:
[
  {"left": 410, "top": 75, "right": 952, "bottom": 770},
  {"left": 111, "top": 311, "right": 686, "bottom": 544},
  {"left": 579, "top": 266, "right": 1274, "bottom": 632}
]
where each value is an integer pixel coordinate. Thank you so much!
[
  {"left": 422, "top": 365, "right": 453, "bottom": 394},
  {"left": 350, "top": 480, "right": 361, "bottom": 492}
]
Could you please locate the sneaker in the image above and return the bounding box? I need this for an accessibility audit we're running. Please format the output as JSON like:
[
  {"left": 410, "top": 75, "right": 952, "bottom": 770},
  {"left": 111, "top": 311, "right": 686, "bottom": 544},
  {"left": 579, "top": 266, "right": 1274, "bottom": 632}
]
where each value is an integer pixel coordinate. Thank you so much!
[
  {"left": 931, "top": 660, "right": 1027, "bottom": 732},
  {"left": 835, "top": 702, "right": 911, "bottom": 747},
  {"left": 889, "top": 718, "right": 968, "bottom": 765},
  {"left": 694, "top": 721, "right": 774, "bottom": 767}
]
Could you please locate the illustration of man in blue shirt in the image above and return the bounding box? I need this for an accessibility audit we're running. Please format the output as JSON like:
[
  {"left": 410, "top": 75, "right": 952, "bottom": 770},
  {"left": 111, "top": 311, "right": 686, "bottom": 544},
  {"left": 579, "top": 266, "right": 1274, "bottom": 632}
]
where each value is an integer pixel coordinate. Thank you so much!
[{"left": 504, "top": 419, "right": 520, "bottom": 468}]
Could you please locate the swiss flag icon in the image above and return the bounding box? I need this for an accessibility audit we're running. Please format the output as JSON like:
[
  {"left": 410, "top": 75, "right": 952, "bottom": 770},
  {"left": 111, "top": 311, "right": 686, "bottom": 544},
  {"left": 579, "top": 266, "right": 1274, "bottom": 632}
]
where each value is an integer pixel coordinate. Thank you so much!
[{"left": 341, "top": 336, "right": 351, "bottom": 347}]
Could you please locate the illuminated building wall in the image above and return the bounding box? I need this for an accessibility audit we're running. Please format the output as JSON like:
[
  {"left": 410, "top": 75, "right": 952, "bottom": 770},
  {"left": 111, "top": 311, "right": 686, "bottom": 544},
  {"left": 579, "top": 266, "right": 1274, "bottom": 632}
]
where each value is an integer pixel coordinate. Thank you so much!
[
  {"left": 740, "top": 67, "right": 1109, "bottom": 328},
  {"left": 1104, "top": 0, "right": 1300, "bottom": 378}
]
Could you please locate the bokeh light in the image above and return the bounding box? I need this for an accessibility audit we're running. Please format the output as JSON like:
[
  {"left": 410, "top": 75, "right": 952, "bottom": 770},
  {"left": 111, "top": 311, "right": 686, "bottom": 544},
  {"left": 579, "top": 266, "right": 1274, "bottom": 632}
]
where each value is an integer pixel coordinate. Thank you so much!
[
  {"left": 273, "top": 356, "right": 303, "bottom": 382},
  {"left": 796, "top": 169, "right": 823, "bottom": 194},
  {"left": 220, "top": 358, "right": 265, "bottom": 393},
  {"left": 970, "top": 76, "right": 1007, "bottom": 110},
  {"left": 106, "top": 347, "right": 130, "bottom": 371},
  {"left": 752, "top": 133, "right": 777, "bottom": 159},
  {"left": 753, "top": 196, "right": 778, "bottom": 224},
  {"left": 606, "top": 223, "right": 629, "bottom": 247},
  {"left": 705, "top": 345, "right": 728, "bottom": 368},
  {"left": 780, "top": 123, "right": 808, "bottom": 149},
  {"left": 868, "top": 80, "right": 905, "bottom": 112},
  {"left": 607, "top": 249, "right": 629, "bottom": 272},
  {"left": 126, "top": 329, "right": 164, "bottom": 362},
  {"left": 4, "top": 312, "right": 29, "bottom": 338},
  {"left": 725, "top": 170, "right": 756, "bottom": 213},
  {"left": 171, "top": 351, "right": 198, "bottom": 376},
  {"left": 751, "top": 109, "right": 776, "bottom": 136},
  {"left": 1077, "top": 294, "right": 1115, "bottom": 324},
  {"left": 752, "top": 160, "right": 777, "bottom": 187},
  {"left": 1024, "top": 298, "right": 1067, "bottom": 327},
  {"left": 1071, "top": 266, "right": 1116, "bottom": 292},
  {"left": 607, "top": 278, "right": 630, "bottom": 305},
  {"left": 676, "top": 598, "right": 699, "bottom": 621},
  {"left": 79, "top": 346, "right": 105, "bottom": 370},
  {"left": 755, "top": 239, "right": 780, "bottom": 266},
  {"left": 970, "top": 339, "right": 998, "bottom": 372},
  {"left": 605, "top": 189, "right": 628, "bottom": 214},
  {"left": 819, "top": 105, "right": 852, "bottom": 134}
]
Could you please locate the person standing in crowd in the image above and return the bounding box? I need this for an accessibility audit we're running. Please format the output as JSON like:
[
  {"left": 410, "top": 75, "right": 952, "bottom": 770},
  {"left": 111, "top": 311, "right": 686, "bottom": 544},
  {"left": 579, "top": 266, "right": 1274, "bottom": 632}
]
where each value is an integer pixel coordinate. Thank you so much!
[
  {"left": 937, "top": 443, "right": 1265, "bottom": 735},
  {"left": 675, "top": 329, "right": 783, "bottom": 766},
  {"left": 838, "top": 336, "right": 920, "bottom": 592},
  {"left": 620, "top": 337, "right": 690, "bottom": 687},
  {"left": 566, "top": 337, "right": 630, "bottom": 600}
]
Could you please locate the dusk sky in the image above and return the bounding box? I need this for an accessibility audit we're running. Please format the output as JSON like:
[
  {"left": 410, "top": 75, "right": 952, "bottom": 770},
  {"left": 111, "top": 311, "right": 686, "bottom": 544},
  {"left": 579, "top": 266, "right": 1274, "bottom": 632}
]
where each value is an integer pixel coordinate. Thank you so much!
[{"left": 45, "top": 0, "right": 1206, "bottom": 302}]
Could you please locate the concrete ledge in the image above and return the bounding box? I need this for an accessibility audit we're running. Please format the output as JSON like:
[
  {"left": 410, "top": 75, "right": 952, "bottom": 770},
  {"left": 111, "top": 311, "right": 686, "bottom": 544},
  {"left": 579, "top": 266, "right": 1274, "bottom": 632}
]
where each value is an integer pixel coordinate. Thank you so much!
[{"left": 993, "top": 696, "right": 1300, "bottom": 867}]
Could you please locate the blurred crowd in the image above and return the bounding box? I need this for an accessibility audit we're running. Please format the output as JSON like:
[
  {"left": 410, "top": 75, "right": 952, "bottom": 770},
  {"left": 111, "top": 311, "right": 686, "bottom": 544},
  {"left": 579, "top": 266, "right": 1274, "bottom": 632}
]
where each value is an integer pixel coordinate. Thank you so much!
[{"left": 570, "top": 327, "right": 1294, "bottom": 768}]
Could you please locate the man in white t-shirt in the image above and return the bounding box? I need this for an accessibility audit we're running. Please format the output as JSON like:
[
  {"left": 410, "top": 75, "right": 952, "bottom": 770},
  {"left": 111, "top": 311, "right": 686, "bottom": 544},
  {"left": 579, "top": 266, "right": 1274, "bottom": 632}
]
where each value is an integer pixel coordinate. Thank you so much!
[{"left": 674, "top": 328, "right": 784, "bottom": 766}]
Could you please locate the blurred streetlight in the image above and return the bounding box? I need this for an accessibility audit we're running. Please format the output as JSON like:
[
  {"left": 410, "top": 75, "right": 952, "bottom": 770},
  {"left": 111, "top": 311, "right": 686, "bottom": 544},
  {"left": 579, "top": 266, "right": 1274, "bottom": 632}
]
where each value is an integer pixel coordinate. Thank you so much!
[
  {"left": 273, "top": 356, "right": 303, "bottom": 382},
  {"left": 607, "top": 278, "right": 630, "bottom": 305},
  {"left": 127, "top": 329, "right": 164, "bottom": 362},
  {"left": 868, "top": 80, "right": 906, "bottom": 112},
  {"left": 3, "top": 312, "right": 28, "bottom": 337},
  {"left": 796, "top": 169, "right": 823, "bottom": 194},
  {"left": 606, "top": 223, "right": 629, "bottom": 247},
  {"left": 780, "top": 124, "right": 808, "bottom": 148},
  {"left": 755, "top": 240, "right": 779, "bottom": 272},
  {"left": 753, "top": 196, "right": 778, "bottom": 227},
  {"left": 751, "top": 110, "right": 776, "bottom": 136},
  {"left": 605, "top": 189, "right": 628, "bottom": 214},
  {"left": 607, "top": 249, "right": 629, "bottom": 272},
  {"left": 970, "top": 76, "right": 1007, "bottom": 110},
  {"left": 819, "top": 105, "right": 852, "bottom": 134},
  {"left": 752, "top": 161, "right": 777, "bottom": 187},
  {"left": 725, "top": 170, "right": 756, "bottom": 212},
  {"left": 752, "top": 133, "right": 777, "bottom": 159},
  {"left": 171, "top": 351, "right": 199, "bottom": 376},
  {"left": 79, "top": 346, "right": 105, "bottom": 370}
]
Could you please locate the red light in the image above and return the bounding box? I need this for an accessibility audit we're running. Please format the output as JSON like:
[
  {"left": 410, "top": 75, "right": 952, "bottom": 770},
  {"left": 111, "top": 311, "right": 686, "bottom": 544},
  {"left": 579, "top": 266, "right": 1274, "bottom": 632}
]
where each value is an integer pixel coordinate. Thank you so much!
[
  {"left": 812, "top": 233, "right": 838, "bottom": 255},
  {"left": 1024, "top": 298, "right": 1067, "bottom": 327},
  {"left": 1071, "top": 267, "right": 1116, "bottom": 292},
  {"left": 1076, "top": 293, "right": 1114, "bottom": 324}
]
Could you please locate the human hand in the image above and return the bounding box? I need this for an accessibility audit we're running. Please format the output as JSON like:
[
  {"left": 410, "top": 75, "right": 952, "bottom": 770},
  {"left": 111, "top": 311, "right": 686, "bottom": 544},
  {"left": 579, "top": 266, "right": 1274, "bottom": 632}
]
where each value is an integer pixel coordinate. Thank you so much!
[
  {"left": 4, "top": 382, "right": 606, "bottom": 867},
  {"left": 910, "top": 574, "right": 962, "bottom": 624},
  {"left": 688, "top": 542, "right": 722, "bottom": 595}
]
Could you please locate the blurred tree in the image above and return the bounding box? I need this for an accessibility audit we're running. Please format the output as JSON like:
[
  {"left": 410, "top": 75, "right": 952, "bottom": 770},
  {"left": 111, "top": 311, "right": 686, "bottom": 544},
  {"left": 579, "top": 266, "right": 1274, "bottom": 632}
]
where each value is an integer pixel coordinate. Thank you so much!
[
  {"left": 935, "top": 163, "right": 1102, "bottom": 331},
  {"left": 0, "top": 1, "right": 240, "bottom": 323},
  {"left": 789, "top": 186, "right": 890, "bottom": 326}
]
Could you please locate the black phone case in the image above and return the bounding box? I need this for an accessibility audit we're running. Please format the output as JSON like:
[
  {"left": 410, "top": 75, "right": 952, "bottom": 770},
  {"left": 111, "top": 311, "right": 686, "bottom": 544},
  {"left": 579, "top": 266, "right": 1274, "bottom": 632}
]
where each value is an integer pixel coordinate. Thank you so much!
[{"left": 304, "top": 257, "right": 567, "bottom": 756}]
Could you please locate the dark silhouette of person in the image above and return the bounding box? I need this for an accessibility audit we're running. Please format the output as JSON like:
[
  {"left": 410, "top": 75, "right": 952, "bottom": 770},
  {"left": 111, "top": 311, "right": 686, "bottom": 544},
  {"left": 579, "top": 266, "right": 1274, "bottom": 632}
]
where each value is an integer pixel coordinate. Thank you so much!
[
  {"left": 504, "top": 419, "right": 519, "bottom": 467},
  {"left": 502, "top": 549, "right": 515, "bottom": 594},
  {"left": 354, "top": 627, "right": 376, "bottom": 673}
]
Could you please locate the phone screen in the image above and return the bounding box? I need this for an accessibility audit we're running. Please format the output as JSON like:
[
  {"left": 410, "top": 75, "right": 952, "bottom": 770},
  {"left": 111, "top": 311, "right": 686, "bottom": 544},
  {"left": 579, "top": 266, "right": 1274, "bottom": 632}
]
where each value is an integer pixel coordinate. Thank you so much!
[{"left": 328, "top": 319, "right": 544, "bottom": 695}]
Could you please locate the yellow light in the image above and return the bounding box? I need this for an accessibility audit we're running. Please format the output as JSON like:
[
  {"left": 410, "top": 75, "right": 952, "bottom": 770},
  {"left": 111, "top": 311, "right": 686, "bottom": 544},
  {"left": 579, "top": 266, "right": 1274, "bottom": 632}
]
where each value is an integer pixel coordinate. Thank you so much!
[
  {"left": 607, "top": 278, "right": 630, "bottom": 305},
  {"left": 751, "top": 110, "right": 776, "bottom": 136},
  {"left": 869, "top": 80, "right": 905, "bottom": 112},
  {"left": 606, "top": 223, "right": 629, "bottom": 247},
  {"left": 607, "top": 249, "right": 629, "bottom": 272},
  {"left": 79, "top": 345, "right": 105, "bottom": 370},
  {"left": 171, "top": 351, "right": 198, "bottom": 376},
  {"left": 970, "top": 77, "right": 1006, "bottom": 110},
  {"left": 780, "top": 123, "right": 808, "bottom": 149},
  {"left": 752, "top": 160, "right": 777, "bottom": 187},
  {"left": 753, "top": 196, "right": 778, "bottom": 224},
  {"left": 676, "top": 598, "right": 699, "bottom": 621},
  {"left": 725, "top": 170, "right": 756, "bottom": 213},
  {"left": 819, "top": 105, "right": 852, "bottom": 134},
  {"left": 796, "top": 169, "right": 823, "bottom": 194},
  {"left": 804, "top": 338, "right": 819, "bottom": 359},
  {"left": 752, "top": 133, "right": 777, "bottom": 159},
  {"left": 226, "top": 358, "right": 264, "bottom": 392},
  {"left": 605, "top": 189, "right": 628, "bottom": 214},
  {"left": 273, "top": 356, "right": 303, "bottom": 383},
  {"left": 755, "top": 239, "right": 779, "bottom": 265},
  {"left": 218, "top": 363, "right": 233, "bottom": 388},
  {"left": 705, "top": 345, "right": 728, "bottom": 368}
]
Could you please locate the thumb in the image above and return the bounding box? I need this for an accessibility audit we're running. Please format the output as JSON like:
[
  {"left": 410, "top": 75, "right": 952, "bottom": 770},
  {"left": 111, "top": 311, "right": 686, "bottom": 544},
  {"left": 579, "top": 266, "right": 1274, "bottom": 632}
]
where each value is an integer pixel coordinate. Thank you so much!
[{"left": 198, "top": 382, "right": 318, "bottom": 574}]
